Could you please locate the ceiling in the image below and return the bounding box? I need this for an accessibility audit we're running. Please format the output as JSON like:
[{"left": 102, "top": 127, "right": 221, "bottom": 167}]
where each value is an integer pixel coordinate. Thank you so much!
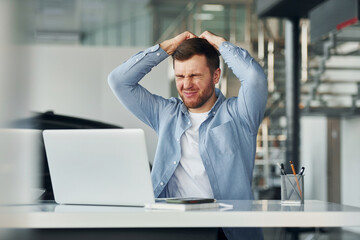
[{"left": 256, "top": 0, "right": 327, "bottom": 18}]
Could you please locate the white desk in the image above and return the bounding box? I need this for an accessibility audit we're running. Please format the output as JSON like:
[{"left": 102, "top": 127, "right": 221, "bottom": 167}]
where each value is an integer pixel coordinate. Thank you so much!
[{"left": 1, "top": 200, "right": 360, "bottom": 228}]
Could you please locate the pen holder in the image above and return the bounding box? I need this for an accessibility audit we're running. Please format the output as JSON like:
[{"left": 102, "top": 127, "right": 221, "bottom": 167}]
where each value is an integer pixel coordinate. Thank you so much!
[{"left": 281, "top": 174, "right": 304, "bottom": 205}]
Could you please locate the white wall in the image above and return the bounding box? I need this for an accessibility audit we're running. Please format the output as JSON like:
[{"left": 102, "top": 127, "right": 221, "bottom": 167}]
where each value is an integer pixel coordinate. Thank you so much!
[
  {"left": 27, "top": 44, "right": 170, "bottom": 163},
  {"left": 300, "top": 116, "right": 327, "bottom": 201},
  {"left": 341, "top": 117, "right": 360, "bottom": 233},
  {"left": 341, "top": 117, "right": 360, "bottom": 207},
  {"left": 301, "top": 116, "right": 360, "bottom": 233}
]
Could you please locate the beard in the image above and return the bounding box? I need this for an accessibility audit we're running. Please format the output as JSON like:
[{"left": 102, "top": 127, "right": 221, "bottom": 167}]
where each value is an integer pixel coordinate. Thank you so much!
[{"left": 179, "top": 83, "right": 215, "bottom": 109}]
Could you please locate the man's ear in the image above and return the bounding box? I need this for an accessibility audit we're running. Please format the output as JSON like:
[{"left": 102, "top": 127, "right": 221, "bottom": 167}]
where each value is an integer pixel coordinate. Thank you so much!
[{"left": 213, "top": 68, "right": 221, "bottom": 84}]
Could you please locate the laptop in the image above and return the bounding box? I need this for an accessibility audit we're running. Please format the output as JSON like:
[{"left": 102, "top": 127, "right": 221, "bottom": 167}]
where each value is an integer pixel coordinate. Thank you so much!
[{"left": 43, "top": 129, "right": 155, "bottom": 206}]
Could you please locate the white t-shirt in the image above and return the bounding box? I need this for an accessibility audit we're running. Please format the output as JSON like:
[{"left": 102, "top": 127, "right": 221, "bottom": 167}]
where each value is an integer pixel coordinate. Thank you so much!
[{"left": 166, "top": 111, "right": 214, "bottom": 198}]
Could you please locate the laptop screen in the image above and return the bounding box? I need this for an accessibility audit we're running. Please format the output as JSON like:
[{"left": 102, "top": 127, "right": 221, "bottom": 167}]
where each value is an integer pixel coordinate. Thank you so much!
[{"left": 43, "top": 129, "right": 155, "bottom": 206}]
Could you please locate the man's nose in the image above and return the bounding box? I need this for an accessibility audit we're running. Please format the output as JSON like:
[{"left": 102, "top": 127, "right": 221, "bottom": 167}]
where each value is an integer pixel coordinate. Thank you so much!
[{"left": 183, "top": 77, "right": 193, "bottom": 89}]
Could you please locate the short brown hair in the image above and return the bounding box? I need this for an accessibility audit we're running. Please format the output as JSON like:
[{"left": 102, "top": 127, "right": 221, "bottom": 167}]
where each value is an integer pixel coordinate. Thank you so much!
[{"left": 172, "top": 38, "right": 220, "bottom": 73}]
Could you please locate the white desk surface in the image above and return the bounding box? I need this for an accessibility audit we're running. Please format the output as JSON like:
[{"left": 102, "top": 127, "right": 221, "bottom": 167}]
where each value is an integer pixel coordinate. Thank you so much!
[{"left": 1, "top": 200, "right": 360, "bottom": 228}]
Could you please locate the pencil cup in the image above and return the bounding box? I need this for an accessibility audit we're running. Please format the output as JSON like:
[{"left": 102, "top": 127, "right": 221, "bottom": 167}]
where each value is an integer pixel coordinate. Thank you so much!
[{"left": 281, "top": 174, "right": 304, "bottom": 205}]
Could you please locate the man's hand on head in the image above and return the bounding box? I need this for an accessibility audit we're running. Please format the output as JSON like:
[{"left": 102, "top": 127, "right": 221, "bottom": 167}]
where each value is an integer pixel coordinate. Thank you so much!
[
  {"left": 199, "top": 31, "right": 226, "bottom": 51},
  {"left": 160, "top": 31, "right": 197, "bottom": 55}
]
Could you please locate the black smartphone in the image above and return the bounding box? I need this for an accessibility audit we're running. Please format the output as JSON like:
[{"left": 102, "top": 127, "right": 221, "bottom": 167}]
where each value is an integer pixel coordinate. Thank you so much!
[{"left": 165, "top": 198, "right": 216, "bottom": 204}]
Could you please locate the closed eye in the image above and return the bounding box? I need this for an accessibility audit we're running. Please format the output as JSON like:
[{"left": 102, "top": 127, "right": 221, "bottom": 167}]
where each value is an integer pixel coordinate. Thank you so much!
[
  {"left": 175, "top": 75, "right": 184, "bottom": 80},
  {"left": 190, "top": 74, "right": 202, "bottom": 78},
  {"left": 175, "top": 73, "right": 203, "bottom": 80}
]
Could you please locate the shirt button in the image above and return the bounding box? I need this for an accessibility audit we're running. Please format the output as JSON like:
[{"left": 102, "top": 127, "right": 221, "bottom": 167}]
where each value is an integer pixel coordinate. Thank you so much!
[
  {"left": 156, "top": 52, "right": 160, "bottom": 56},
  {"left": 176, "top": 138, "right": 179, "bottom": 142},
  {"left": 173, "top": 161, "right": 177, "bottom": 165},
  {"left": 160, "top": 182, "right": 164, "bottom": 186},
  {"left": 213, "top": 112, "right": 216, "bottom": 115},
  {"left": 224, "top": 44, "right": 228, "bottom": 48},
  {"left": 136, "top": 58, "right": 139, "bottom": 62},
  {"left": 188, "top": 121, "right": 190, "bottom": 124}
]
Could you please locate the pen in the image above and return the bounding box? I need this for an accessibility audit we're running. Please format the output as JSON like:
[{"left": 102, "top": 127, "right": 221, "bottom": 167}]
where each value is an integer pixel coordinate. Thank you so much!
[
  {"left": 277, "top": 162, "right": 286, "bottom": 175},
  {"left": 280, "top": 163, "right": 286, "bottom": 174},
  {"left": 290, "top": 161, "right": 302, "bottom": 199},
  {"left": 299, "top": 167, "right": 305, "bottom": 175}
]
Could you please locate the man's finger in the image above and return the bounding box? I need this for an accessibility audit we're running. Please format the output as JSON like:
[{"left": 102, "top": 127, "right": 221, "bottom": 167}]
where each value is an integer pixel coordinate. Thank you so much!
[
  {"left": 199, "top": 31, "right": 226, "bottom": 50},
  {"left": 199, "top": 30, "right": 213, "bottom": 39},
  {"left": 175, "top": 31, "right": 197, "bottom": 43},
  {"left": 185, "top": 31, "right": 197, "bottom": 39}
]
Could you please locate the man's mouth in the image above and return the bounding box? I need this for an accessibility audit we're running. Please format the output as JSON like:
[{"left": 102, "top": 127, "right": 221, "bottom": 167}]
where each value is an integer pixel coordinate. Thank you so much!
[{"left": 183, "top": 91, "right": 197, "bottom": 98}]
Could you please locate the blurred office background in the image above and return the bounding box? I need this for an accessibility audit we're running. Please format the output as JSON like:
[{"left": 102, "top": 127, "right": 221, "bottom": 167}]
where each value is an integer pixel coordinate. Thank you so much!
[{"left": 1, "top": 0, "right": 360, "bottom": 239}]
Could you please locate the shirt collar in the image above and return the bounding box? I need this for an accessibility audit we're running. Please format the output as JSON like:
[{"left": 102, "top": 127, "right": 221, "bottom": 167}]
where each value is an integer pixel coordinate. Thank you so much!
[{"left": 209, "top": 88, "right": 226, "bottom": 115}]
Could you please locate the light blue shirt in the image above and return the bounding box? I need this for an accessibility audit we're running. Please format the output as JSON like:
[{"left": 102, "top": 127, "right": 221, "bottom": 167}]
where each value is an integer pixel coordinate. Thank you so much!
[
  {"left": 108, "top": 41, "right": 267, "bottom": 200},
  {"left": 108, "top": 41, "right": 267, "bottom": 239}
]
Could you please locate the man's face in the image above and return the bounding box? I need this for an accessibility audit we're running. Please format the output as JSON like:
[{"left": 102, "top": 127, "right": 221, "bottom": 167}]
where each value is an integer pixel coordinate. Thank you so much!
[{"left": 174, "top": 54, "right": 220, "bottom": 113}]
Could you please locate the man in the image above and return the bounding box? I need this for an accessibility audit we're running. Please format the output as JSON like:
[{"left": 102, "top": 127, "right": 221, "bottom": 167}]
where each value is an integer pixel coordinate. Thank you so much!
[{"left": 108, "top": 31, "right": 267, "bottom": 240}]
